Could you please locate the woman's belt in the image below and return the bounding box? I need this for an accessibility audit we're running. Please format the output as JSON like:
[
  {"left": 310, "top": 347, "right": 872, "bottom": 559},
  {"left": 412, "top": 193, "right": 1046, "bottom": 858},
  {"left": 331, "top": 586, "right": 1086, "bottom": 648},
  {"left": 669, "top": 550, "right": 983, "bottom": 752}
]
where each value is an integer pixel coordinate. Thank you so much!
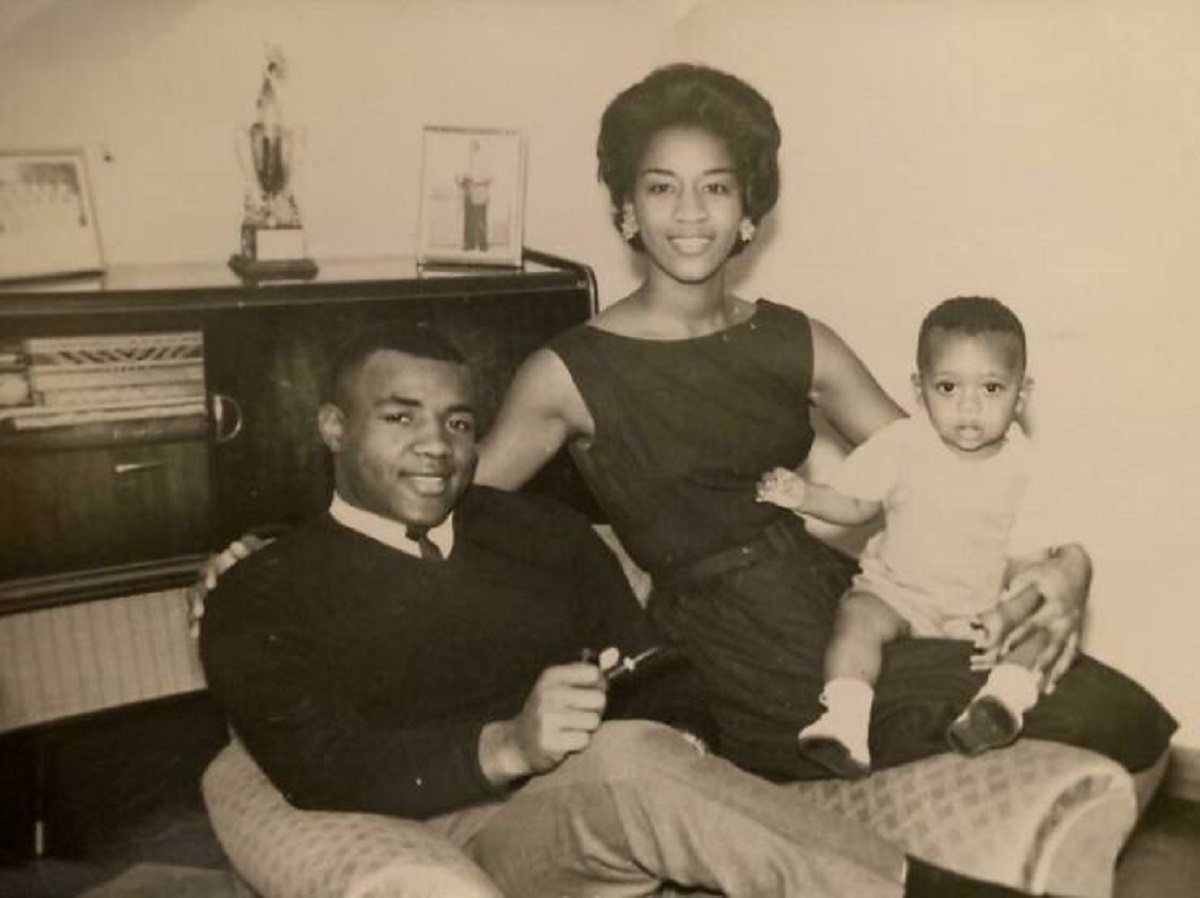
[{"left": 653, "top": 517, "right": 806, "bottom": 594}]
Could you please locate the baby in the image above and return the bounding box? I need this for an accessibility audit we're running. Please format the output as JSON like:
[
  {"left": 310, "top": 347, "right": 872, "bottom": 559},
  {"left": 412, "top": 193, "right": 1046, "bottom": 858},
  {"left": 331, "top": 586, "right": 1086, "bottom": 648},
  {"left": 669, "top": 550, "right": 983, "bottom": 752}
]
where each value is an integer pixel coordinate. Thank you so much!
[{"left": 758, "top": 296, "right": 1063, "bottom": 778}]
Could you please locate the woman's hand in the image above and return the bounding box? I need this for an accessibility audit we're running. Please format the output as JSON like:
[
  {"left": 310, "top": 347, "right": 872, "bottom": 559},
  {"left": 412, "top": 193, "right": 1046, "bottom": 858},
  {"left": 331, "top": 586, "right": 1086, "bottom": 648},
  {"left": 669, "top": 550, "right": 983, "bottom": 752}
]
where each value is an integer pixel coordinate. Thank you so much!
[
  {"left": 964, "top": 582, "right": 1043, "bottom": 667},
  {"left": 186, "top": 533, "right": 274, "bottom": 636},
  {"left": 990, "top": 545, "right": 1091, "bottom": 693}
]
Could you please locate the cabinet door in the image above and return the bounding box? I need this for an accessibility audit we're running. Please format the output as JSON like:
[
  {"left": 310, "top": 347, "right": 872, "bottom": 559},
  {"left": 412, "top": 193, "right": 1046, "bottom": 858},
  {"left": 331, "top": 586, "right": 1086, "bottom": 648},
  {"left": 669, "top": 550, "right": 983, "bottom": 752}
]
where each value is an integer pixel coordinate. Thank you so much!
[
  {"left": 204, "top": 280, "right": 596, "bottom": 541},
  {"left": 0, "top": 439, "right": 211, "bottom": 580}
]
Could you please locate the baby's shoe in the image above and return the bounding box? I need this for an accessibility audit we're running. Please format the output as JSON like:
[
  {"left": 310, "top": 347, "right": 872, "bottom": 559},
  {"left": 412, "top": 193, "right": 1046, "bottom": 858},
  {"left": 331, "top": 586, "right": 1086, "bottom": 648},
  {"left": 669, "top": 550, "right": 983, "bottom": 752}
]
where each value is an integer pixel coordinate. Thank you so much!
[
  {"left": 947, "top": 662, "right": 1038, "bottom": 757},
  {"left": 798, "top": 709, "right": 871, "bottom": 779},
  {"left": 946, "top": 695, "right": 1022, "bottom": 756},
  {"left": 799, "top": 678, "right": 874, "bottom": 778}
]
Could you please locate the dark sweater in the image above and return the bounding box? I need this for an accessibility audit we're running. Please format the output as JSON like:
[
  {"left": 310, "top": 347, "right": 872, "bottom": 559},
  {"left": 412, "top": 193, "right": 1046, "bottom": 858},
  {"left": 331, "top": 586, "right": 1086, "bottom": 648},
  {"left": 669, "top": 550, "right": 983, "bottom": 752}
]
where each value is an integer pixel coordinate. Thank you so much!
[{"left": 200, "top": 485, "right": 709, "bottom": 819}]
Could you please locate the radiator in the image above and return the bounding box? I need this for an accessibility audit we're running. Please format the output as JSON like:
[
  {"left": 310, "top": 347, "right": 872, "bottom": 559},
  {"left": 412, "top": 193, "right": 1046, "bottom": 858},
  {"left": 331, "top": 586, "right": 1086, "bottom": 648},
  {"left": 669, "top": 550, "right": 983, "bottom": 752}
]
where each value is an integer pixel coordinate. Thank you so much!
[{"left": 0, "top": 587, "right": 206, "bottom": 732}]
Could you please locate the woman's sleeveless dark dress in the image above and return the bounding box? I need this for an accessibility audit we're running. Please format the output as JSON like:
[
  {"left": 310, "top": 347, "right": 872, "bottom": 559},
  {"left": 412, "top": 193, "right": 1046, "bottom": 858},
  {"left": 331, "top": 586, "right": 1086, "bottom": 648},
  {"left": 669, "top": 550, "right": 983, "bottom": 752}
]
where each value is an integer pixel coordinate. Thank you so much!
[{"left": 550, "top": 300, "right": 1175, "bottom": 780}]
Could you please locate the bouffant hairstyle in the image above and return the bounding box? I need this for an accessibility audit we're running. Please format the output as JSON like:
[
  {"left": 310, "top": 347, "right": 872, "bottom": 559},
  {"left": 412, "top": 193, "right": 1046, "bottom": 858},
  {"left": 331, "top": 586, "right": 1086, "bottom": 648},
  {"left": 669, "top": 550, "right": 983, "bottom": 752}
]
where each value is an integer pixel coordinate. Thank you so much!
[
  {"left": 917, "top": 296, "right": 1027, "bottom": 374},
  {"left": 597, "top": 63, "right": 782, "bottom": 255}
]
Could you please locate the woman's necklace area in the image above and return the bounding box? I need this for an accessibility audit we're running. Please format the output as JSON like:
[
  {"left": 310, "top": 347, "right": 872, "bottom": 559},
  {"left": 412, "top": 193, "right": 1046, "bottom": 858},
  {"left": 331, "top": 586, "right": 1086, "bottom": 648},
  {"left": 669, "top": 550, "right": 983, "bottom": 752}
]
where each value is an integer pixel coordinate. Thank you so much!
[{"left": 633, "top": 289, "right": 749, "bottom": 339}]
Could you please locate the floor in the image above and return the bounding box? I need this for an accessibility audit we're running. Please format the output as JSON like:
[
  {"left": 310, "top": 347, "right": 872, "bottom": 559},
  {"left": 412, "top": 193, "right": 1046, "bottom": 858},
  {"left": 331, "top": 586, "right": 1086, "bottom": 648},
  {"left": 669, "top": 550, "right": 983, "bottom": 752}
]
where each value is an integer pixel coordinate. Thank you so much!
[
  {"left": 0, "top": 694, "right": 231, "bottom": 898},
  {"left": 1112, "top": 792, "right": 1200, "bottom": 897},
  {"left": 1, "top": 694, "right": 1197, "bottom": 897}
]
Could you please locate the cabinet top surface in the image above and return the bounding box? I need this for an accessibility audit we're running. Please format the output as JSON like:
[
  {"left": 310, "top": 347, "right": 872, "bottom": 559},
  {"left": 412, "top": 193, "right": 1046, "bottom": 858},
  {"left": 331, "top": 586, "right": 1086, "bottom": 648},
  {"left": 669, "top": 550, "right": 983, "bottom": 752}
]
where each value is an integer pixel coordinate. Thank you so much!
[
  {"left": 0, "top": 255, "right": 570, "bottom": 295},
  {"left": 0, "top": 254, "right": 591, "bottom": 319}
]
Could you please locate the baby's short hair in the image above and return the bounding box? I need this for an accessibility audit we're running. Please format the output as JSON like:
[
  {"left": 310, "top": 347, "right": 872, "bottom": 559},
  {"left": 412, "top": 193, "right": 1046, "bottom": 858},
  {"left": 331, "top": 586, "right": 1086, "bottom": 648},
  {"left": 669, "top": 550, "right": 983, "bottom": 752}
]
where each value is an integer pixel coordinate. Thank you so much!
[{"left": 917, "top": 296, "right": 1027, "bottom": 373}]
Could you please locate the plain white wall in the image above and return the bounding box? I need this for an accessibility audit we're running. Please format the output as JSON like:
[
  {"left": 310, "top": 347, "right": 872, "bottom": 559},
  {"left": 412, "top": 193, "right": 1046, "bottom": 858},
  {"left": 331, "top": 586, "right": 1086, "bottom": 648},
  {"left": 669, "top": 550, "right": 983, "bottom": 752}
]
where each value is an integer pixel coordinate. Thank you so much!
[
  {"left": 0, "top": 0, "right": 664, "bottom": 276},
  {"left": 680, "top": 0, "right": 1199, "bottom": 747},
  {"left": 1, "top": 0, "right": 1195, "bottom": 746}
]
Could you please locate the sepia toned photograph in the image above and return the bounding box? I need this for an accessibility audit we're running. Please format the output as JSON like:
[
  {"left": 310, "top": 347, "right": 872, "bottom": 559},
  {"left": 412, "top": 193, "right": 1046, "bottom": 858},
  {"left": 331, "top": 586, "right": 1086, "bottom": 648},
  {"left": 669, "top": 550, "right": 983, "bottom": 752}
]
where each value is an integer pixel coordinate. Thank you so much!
[{"left": 0, "top": 2, "right": 1195, "bottom": 896}]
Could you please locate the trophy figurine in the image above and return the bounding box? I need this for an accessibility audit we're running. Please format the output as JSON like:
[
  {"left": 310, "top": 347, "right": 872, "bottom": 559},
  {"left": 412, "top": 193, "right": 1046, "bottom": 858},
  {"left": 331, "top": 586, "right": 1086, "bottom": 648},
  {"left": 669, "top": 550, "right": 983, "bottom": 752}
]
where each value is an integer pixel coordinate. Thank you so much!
[{"left": 229, "top": 47, "right": 317, "bottom": 280}]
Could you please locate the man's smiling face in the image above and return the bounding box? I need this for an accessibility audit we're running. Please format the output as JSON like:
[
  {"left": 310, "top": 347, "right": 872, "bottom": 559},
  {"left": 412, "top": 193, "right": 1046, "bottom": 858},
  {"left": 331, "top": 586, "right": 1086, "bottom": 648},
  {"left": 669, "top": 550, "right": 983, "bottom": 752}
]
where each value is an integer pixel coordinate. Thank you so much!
[{"left": 321, "top": 349, "right": 478, "bottom": 528}]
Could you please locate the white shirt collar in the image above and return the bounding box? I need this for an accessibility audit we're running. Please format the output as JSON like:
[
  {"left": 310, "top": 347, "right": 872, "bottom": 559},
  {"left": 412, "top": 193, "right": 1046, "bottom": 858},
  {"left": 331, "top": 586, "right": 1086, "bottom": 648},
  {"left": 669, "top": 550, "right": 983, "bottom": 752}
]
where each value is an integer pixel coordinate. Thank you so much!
[{"left": 329, "top": 493, "right": 455, "bottom": 558}]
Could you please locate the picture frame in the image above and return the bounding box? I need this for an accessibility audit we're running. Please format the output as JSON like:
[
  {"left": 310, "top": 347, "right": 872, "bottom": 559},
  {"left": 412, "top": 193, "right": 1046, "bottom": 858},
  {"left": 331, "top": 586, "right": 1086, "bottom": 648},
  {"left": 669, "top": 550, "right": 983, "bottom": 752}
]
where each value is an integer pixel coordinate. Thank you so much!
[
  {"left": 416, "top": 126, "right": 526, "bottom": 267},
  {"left": 0, "top": 148, "right": 105, "bottom": 283}
]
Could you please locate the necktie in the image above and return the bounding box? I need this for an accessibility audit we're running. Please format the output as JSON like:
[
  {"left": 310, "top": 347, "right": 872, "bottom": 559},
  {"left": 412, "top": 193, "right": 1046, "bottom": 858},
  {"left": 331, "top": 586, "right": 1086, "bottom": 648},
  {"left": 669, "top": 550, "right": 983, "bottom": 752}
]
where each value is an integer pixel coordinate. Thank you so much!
[{"left": 405, "top": 527, "right": 444, "bottom": 561}]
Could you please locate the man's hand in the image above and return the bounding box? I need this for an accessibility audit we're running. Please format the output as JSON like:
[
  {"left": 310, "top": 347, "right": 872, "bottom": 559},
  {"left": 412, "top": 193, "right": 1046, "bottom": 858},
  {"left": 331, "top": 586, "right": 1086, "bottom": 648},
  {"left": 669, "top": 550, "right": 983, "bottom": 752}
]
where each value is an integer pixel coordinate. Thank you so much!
[
  {"left": 185, "top": 533, "right": 274, "bottom": 636},
  {"left": 479, "top": 663, "right": 608, "bottom": 786},
  {"left": 755, "top": 467, "right": 809, "bottom": 510},
  {"left": 990, "top": 546, "right": 1090, "bottom": 693}
]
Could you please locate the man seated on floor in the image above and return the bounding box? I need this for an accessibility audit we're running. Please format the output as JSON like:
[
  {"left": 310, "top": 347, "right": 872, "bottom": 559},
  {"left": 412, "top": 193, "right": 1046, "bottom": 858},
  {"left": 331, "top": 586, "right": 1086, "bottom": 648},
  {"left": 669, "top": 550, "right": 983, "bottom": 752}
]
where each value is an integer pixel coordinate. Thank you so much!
[{"left": 199, "top": 322, "right": 1077, "bottom": 897}]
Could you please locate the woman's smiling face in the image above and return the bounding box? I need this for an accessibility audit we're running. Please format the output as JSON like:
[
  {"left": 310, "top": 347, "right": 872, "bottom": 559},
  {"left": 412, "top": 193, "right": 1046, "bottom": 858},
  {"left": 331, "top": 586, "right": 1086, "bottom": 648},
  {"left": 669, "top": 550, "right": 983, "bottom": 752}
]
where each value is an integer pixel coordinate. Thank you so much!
[{"left": 628, "top": 125, "right": 744, "bottom": 286}]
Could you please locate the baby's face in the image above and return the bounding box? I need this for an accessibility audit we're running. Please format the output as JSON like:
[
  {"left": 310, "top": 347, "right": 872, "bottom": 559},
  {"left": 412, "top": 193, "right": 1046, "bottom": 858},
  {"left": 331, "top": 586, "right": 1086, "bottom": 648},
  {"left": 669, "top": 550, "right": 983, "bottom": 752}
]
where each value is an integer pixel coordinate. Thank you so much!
[{"left": 915, "top": 330, "right": 1027, "bottom": 458}]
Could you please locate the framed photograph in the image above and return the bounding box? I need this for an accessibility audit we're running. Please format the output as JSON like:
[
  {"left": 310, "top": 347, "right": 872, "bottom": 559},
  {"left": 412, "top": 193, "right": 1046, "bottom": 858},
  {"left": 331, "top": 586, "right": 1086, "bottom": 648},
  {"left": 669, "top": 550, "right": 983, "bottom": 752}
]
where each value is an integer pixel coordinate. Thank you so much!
[
  {"left": 417, "top": 126, "right": 526, "bottom": 267},
  {"left": 0, "top": 149, "right": 105, "bottom": 283}
]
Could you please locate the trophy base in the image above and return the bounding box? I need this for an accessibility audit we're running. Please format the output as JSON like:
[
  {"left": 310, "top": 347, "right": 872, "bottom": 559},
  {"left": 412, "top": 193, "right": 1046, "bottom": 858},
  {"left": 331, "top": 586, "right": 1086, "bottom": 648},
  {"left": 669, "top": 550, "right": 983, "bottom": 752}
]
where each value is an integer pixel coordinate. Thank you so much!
[{"left": 228, "top": 254, "right": 319, "bottom": 282}]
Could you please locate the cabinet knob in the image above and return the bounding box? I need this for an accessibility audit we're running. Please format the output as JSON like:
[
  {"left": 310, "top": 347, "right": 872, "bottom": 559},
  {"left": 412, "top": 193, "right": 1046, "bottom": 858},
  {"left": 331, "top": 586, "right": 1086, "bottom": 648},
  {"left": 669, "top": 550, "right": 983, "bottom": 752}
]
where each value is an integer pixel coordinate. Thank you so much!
[
  {"left": 210, "top": 394, "right": 244, "bottom": 444},
  {"left": 113, "top": 460, "right": 167, "bottom": 475}
]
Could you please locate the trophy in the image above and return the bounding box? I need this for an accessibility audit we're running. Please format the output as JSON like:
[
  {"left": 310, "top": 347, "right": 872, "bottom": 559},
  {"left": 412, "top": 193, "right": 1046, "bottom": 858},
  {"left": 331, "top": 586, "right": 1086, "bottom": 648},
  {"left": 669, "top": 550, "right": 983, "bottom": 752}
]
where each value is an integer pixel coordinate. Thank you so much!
[{"left": 229, "top": 47, "right": 317, "bottom": 280}]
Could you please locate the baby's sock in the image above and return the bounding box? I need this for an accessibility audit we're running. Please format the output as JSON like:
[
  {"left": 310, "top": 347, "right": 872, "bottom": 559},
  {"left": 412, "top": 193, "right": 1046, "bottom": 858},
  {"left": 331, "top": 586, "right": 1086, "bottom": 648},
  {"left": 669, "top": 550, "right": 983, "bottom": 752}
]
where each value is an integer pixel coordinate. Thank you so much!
[{"left": 977, "top": 663, "right": 1040, "bottom": 720}]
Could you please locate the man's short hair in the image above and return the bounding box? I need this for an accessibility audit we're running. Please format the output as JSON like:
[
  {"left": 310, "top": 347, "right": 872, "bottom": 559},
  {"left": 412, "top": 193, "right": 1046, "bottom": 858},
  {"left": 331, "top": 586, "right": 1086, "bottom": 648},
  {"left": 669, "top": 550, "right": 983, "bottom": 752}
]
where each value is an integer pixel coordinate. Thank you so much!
[
  {"left": 917, "top": 296, "right": 1027, "bottom": 373},
  {"left": 326, "top": 324, "right": 468, "bottom": 407}
]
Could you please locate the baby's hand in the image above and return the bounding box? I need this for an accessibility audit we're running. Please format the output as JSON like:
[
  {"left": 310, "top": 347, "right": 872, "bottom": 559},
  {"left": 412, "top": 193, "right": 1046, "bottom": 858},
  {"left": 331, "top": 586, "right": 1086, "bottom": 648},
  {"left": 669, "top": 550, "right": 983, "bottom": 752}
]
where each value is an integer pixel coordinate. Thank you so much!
[{"left": 755, "top": 467, "right": 808, "bottom": 510}]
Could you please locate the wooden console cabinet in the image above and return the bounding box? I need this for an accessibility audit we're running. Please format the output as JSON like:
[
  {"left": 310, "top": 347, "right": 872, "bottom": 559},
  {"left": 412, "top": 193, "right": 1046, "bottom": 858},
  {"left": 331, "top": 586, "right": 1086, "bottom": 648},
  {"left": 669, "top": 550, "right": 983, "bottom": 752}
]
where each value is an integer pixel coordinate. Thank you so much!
[{"left": 0, "top": 251, "right": 597, "bottom": 614}]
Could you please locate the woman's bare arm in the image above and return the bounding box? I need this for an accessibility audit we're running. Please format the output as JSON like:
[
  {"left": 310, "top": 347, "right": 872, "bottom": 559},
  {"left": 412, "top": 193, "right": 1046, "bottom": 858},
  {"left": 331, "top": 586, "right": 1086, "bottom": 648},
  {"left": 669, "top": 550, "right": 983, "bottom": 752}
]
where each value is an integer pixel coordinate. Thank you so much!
[
  {"left": 476, "top": 348, "right": 587, "bottom": 490},
  {"left": 808, "top": 318, "right": 905, "bottom": 447}
]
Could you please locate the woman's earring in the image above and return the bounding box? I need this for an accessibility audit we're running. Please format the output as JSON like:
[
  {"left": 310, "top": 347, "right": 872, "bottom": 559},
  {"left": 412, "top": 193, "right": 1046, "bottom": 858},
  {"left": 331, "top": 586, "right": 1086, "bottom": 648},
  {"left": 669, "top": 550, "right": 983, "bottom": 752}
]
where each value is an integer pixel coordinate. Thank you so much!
[
  {"left": 739, "top": 218, "right": 757, "bottom": 244},
  {"left": 620, "top": 208, "right": 639, "bottom": 242}
]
